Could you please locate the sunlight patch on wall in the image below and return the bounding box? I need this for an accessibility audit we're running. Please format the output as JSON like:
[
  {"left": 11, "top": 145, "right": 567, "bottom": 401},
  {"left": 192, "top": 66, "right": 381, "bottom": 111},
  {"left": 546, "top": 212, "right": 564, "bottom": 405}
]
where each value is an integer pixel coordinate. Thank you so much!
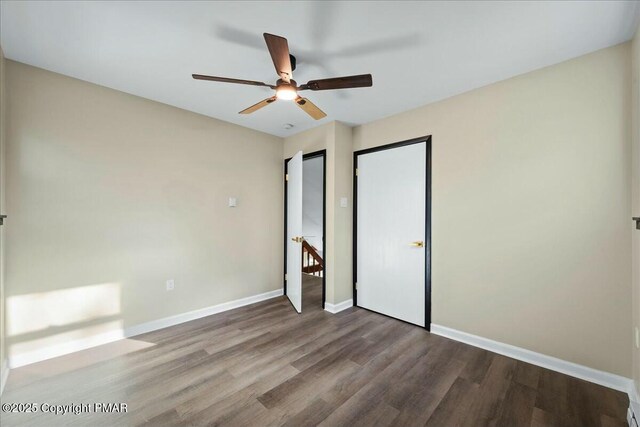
[{"left": 7, "top": 282, "right": 121, "bottom": 336}]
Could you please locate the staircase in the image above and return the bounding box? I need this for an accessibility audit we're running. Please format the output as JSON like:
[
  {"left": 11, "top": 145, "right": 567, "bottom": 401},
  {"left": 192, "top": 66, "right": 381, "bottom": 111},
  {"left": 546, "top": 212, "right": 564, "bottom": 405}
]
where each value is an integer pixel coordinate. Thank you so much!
[{"left": 302, "top": 240, "right": 323, "bottom": 277}]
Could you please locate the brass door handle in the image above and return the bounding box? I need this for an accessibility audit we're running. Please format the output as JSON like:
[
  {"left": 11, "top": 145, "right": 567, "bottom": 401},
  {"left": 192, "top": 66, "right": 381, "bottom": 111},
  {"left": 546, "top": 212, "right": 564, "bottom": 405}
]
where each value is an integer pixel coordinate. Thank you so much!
[{"left": 410, "top": 241, "right": 424, "bottom": 247}]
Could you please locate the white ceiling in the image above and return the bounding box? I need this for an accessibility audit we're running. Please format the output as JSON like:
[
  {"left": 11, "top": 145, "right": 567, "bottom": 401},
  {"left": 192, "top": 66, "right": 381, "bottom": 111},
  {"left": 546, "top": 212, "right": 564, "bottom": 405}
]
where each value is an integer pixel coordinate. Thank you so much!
[{"left": 2, "top": 1, "right": 639, "bottom": 137}]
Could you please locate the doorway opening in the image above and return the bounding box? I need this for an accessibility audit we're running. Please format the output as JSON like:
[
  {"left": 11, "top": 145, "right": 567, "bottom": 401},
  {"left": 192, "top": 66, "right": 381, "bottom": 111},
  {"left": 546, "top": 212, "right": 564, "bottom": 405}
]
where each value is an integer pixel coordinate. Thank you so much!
[{"left": 284, "top": 150, "right": 326, "bottom": 310}]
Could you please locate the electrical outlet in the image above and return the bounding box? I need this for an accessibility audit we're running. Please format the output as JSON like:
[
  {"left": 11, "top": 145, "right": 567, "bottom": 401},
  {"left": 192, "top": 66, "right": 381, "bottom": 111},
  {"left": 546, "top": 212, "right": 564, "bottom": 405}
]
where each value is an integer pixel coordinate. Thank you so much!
[
  {"left": 635, "top": 326, "right": 639, "bottom": 349},
  {"left": 166, "top": 279, "right": 175, "bottom": 291}
]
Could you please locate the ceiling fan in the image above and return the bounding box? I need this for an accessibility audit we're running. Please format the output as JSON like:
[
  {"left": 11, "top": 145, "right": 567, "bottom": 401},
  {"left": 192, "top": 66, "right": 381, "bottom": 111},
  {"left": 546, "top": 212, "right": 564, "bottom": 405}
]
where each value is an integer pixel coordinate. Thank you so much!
[{"left": 192, "top": 33, "right": 373, "bottom": 120}]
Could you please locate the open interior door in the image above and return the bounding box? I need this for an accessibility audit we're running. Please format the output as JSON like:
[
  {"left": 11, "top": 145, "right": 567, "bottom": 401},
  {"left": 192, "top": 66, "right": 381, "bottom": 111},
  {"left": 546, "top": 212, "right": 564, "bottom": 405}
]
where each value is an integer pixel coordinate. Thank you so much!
[{"left": 286, "top": 151, "right": 303, "bottom": 312}]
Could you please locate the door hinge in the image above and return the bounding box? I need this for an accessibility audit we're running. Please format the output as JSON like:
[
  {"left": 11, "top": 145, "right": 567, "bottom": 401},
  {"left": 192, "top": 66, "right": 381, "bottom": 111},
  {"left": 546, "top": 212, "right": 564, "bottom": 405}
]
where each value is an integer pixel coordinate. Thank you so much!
[
  {"left": 285, "top": 273, "right": 288, "bottom": 280},
  {"left": 355, "top": 282, "right": 358, "bottom": 290},
  {"left": 285, "top": 174, "right": 289, "bottom": 181},
  {"left": 355, "top": 168, "right": 359, "bottom": 176}
]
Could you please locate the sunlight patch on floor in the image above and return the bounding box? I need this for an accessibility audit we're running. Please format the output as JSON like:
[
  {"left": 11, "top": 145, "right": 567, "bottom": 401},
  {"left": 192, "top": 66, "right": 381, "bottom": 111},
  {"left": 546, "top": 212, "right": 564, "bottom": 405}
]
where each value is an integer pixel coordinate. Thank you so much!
[{"left": 7, "top": 338, "right": 155, "bottom": 388}]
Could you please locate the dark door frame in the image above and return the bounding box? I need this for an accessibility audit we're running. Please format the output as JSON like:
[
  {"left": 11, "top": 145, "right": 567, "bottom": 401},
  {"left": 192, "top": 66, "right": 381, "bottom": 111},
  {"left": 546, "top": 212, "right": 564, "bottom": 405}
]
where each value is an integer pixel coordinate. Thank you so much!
[
  {"left": 284, "top": 149, "right": 327, "bottom": 309},
  {"left": 353, "top": 136, "right": 432, "bottom": 330}
]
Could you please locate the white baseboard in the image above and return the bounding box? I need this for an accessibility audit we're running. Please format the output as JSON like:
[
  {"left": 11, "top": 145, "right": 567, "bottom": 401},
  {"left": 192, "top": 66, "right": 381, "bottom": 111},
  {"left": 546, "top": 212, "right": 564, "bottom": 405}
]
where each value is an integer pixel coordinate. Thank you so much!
[
  {"left": 324, "top": 299, "right": 353, "bottom": 314},
  {"left": 1, "top": 358, "right": 9, "bottom": 396},
  {"left": 430, "top": 324, "right": 634, "bottom": 396},
  {"left": 632, "top": 381, "right": 640, "bottom": 403},
  {"left": 124, "top": 289, "right": 283, "bottom": 337},
  {"left": 9, "top": 289, "right": 284, "bottom": 369}
]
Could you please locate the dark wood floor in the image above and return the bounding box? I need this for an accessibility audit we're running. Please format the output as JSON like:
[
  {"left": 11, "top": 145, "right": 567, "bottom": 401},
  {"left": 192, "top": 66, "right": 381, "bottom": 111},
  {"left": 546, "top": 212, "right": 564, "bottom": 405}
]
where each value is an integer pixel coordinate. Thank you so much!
[{"left": 1, "top": 275, "right": 629, "bottom": 426}]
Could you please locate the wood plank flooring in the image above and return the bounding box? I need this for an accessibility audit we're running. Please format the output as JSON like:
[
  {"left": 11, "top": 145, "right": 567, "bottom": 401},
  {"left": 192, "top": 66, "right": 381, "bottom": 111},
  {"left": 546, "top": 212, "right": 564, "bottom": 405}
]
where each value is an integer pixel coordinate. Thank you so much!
[{"left": 1, "top": 275, "right": 629, "bottom": 426}]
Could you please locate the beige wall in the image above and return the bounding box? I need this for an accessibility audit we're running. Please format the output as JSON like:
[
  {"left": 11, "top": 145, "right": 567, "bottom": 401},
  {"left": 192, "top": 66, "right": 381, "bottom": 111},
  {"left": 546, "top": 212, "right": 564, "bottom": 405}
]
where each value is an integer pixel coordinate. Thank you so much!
[
  {"left": 283, "top": 122, "right": 353, "bottom": 305},
  {"left": 5, "top": 61, "right": 284, "bottom": 362},
  {"left": 353, "top": 44, "right": 632, "bottom": 377},
  {"left": 631, "top": 25, "right": 640, "bottom": 397},
  {"left": 0, "top": 48, "right": 7, "bottom": 388},
  {"left": 332, "top": 123, "right": 353, "bottom": 304}
]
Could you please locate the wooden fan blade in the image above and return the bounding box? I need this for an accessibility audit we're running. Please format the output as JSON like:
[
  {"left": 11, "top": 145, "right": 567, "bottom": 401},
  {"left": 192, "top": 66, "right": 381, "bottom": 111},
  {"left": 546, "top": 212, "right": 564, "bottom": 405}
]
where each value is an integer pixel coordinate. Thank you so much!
[
  {"left": 239, "top": 97, "right": 277, "bottom": 114},
  {"left": 263, "top": 33, "right": 292, "bottom": 83},
  {"left": 295, "top": 97, "right": 326, "bottom": 120},
  {"left": 300, "top": 74, "right": 372, "bottom": 91},
  {"left": 192, "top": 74, "right": 274, "bottom": 88}
]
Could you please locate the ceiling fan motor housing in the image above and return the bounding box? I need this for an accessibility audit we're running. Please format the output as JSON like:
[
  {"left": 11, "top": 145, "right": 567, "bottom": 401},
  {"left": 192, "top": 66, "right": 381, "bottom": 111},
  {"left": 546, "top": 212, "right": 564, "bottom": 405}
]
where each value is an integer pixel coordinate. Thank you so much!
[
  {"left": 277, "top": 79, "right": 297, "bottom": 89},
  {"left": 290, "top": 54, "right": 296, "bottom": 71}
]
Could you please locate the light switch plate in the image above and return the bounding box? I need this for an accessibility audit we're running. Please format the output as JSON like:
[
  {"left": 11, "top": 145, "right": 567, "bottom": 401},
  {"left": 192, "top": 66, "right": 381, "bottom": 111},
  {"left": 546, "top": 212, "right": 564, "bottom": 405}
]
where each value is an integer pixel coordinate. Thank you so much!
[
  {"left": 340, "top": 197, "right": 348, "bottom": 208},
  {"left": 228, "top": 197, "right": 237, "bottom": 207}
]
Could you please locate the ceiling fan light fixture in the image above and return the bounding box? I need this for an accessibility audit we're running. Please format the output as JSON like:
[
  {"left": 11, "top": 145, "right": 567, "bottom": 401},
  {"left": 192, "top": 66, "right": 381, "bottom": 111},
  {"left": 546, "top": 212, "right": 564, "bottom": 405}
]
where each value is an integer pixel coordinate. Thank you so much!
[
  {"left": 192, "top": 33, "right": 372, "bottom": 120},
  {"left": 276, "top": 85, "right": 297, "bottom": 101}
]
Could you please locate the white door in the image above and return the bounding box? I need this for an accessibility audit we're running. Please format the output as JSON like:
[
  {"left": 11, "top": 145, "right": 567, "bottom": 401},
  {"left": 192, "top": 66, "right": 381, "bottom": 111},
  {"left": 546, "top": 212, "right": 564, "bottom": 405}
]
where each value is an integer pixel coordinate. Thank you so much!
[
  {"left": 356, "top": 142, "right": 426, "bottom": 326},
  {"left": 287, "top": 151, "right": 303, "bottom": 313}
]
